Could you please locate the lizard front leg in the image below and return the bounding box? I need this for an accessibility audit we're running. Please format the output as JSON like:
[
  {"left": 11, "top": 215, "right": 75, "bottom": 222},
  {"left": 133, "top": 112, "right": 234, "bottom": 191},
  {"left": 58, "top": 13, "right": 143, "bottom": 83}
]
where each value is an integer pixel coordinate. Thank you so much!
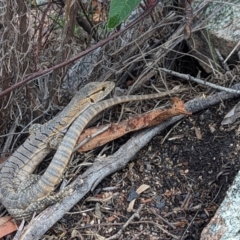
[{"left": 29, "top": 123, "right": 65, "bottom": 150}]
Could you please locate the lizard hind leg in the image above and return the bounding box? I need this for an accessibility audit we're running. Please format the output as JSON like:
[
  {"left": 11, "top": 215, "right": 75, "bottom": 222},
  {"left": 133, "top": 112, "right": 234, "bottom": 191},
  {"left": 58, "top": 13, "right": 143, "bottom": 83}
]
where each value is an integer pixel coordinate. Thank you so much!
[
  {"left": 18, "top": 174, "right": 40, "bottom": 192},
  {"left": 29, "top": 123, "right": 64, "bottom": 150},
  {"left": 9, "top": 186, "right": 74, "bottom": 220}
]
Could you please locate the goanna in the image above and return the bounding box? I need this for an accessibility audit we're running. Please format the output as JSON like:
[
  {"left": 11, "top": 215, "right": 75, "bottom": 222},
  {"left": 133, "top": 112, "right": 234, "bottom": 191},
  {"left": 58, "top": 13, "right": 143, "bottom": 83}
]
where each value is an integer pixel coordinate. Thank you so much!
[
  {"left": 0, "top": 81, "right": 115, "bottom": 219},
  {"left": 0, "top": 82, "right": 185, "bottom": 220}
]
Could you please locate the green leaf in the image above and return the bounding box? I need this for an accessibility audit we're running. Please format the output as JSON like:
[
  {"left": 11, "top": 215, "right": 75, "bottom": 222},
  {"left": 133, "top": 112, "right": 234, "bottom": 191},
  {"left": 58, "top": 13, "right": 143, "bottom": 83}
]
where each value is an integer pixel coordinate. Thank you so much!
[{"left": 107, "top": 0, "right": 142, "bottom": 29}]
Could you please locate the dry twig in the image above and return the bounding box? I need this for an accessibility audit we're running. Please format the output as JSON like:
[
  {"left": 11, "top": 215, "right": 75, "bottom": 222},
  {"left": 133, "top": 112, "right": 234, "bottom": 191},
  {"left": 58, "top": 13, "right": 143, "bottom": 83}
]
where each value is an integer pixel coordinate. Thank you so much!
[
  {"left": 106, "top": 204, "right": 144, "bottom": 240},
  {"left": 160, "top": 68, "right": 240, "bottom": 94}
]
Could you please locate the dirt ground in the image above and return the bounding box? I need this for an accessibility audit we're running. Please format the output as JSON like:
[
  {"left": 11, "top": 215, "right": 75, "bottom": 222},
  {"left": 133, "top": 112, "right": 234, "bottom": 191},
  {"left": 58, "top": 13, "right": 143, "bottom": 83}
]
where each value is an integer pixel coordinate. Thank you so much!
[{"left": 40, "top": 98, "right": 240, "bottom": 240}]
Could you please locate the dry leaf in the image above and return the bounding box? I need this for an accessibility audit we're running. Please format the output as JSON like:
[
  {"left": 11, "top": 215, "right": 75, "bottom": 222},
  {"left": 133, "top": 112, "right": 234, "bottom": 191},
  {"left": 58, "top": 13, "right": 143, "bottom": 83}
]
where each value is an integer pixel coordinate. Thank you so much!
[
  {"left": 136, "top": 184, "right": 150, "bottom": 194},
  {"left": 0, "top": 216, "right": 18, "bottom": 238},
  {"left": 127, "top": 184, "right": 151, "bottom": 212},
  {"left": 92, "top": 0, "right": 106, "bottom": 22},
  {"left": 127, "top": 199, "right": 136, "bottom": 212},
  {"left": 221, "top": 101, "right": 240, "bottom": 125},
  {"left": 141, "top": 198, "right": 153, "bottom": 203},
  {"left": 174, "top": 220, "right": 188, "bottom": 228},
  {"left": 195, "top": 127, "right": 202, "bottom": 140},
  {"left": 106, "top": 216, "right": 117, "bottom": 222}
]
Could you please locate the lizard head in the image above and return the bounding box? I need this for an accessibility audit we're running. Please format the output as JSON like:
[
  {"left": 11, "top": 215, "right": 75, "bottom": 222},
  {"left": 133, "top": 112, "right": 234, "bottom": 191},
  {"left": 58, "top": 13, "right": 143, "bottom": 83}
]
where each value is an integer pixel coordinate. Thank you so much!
[{"left": 78, "top": 81, "right": 115, "bottom": 103}]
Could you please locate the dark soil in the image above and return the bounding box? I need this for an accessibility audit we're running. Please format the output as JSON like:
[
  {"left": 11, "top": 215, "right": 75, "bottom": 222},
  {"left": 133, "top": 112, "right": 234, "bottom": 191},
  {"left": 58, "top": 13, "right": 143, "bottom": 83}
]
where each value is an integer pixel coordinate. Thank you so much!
[{"left": 43, "top": 99, "right": 240, "bottom": 239}]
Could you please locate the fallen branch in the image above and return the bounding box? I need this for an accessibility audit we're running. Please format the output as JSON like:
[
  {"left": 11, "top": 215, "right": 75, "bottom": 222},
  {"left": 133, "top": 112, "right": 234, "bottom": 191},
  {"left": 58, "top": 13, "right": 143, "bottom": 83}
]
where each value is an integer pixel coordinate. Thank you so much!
[
  {"left": 160, "top": 68, "right": 240, "bottom": 94},
  {"left": 18, "top": 83, "right": 240, "bottom": 239}
]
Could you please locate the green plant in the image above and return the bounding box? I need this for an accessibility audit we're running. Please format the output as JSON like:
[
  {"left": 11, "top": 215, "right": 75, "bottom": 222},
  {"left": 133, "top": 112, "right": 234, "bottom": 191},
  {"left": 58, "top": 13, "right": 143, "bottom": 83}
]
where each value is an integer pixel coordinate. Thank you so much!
[{"left": 107, "top": 0, "right": 142, "bottom": 29}]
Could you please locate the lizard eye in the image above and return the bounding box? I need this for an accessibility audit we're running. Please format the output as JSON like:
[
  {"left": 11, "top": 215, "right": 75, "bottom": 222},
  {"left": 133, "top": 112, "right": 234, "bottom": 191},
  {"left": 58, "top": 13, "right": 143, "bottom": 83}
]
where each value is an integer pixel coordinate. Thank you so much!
[{"left": 90, "top": 98, "right": 95, "bottom": 103}]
